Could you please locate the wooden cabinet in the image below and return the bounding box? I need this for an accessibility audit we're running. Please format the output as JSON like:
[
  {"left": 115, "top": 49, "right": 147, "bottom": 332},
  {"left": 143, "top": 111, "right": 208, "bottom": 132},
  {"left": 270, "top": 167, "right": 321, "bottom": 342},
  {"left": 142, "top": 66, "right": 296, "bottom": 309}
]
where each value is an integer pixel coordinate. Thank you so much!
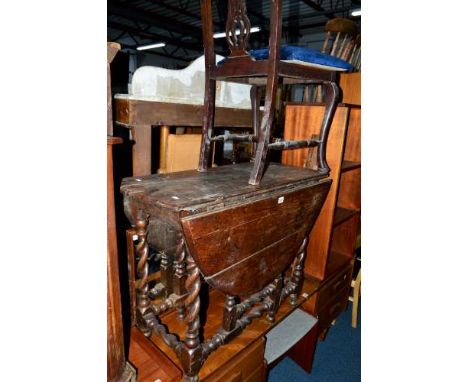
[
  {"left": 204, "top": 338, "right": 266, "bottom": 382},
  {"left": 339, "top": 72, "right": 361, "bottom": 106},
  {"left": 282, "top": 103, "right": 361, "bottom": 334},
  {"left": 128, "top": 328, "right": 182, "bottom": 382}
]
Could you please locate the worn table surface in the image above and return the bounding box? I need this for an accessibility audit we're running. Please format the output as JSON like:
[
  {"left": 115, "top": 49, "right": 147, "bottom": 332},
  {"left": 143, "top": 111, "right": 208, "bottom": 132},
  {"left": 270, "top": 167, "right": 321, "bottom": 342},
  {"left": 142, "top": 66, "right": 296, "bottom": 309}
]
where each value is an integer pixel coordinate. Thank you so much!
[{"left": 121, "top": 162, "right": 328, "bottom": 213}]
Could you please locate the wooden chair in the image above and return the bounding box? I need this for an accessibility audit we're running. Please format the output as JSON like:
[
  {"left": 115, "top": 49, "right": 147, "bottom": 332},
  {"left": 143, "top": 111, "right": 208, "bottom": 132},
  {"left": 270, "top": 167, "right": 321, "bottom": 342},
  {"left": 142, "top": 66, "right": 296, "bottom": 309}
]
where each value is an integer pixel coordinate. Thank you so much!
[
  {"left": 312, "top": 17, "right": 359, "bottom": 102},
  {"left": 321, "top": 18, "right": 359, "bottom": 62},
  {"left": 349, "top": 268, "right": 361, "bottom": 328},
  {"left": 199, "top": 0, "right": 350, "bottom": 185},
  {"left": 349, "top": 34, "right": 361, "bottom": 72}
]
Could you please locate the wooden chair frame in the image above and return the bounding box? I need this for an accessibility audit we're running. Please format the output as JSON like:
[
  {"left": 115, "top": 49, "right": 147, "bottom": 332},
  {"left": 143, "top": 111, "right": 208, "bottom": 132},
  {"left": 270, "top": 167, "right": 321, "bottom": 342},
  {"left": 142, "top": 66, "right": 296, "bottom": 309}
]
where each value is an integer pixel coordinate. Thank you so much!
[{"left": 199, "top": 0, "right": 341, "bottom": 185}]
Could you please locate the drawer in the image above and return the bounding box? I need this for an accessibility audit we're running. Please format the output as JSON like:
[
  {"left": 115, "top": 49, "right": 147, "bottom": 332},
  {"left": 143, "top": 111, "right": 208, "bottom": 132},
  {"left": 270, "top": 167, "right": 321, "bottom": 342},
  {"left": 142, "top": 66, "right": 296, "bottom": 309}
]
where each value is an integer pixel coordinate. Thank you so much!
[
  {"left": 244, "top": 364, "right": 265, "bottom": 382},
  {"left": 316, "top": 265, "right": 353, "bottom": 309},
  {"left": 317, "top": 283, "right": 350, "bottom": 332},
  {"left": 204, "top": 338, "right": 265, "bottom": 382}
]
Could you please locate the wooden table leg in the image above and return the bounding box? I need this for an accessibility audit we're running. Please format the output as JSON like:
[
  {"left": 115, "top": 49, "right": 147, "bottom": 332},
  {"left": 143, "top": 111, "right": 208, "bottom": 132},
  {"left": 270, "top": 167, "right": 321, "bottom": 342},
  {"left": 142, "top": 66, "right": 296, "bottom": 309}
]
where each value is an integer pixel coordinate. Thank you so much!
[
  {"left": 131, "top": 124, "right": 152, "bottom": 176},
  {"left": 158, "top": 125, "right": 170, "bottom": 174},
  {"left": 351, "top": 269, "right": 361, "bottom": 328}
]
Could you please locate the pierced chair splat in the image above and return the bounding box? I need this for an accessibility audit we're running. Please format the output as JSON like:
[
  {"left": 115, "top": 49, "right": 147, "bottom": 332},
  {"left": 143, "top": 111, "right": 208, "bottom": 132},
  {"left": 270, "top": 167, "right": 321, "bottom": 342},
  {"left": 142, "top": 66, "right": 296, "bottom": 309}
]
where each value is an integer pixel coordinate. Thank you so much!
[{"left": 198, "top": 0, "right": 348, "bottom": 186}]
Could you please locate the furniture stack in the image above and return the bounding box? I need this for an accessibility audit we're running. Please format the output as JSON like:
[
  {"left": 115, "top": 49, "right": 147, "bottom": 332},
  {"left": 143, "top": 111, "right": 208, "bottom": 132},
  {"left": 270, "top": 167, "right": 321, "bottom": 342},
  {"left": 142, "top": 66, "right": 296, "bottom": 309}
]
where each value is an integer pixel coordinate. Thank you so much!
[{"left": 110, "top": 1, "right": 360, "bottom": 381}]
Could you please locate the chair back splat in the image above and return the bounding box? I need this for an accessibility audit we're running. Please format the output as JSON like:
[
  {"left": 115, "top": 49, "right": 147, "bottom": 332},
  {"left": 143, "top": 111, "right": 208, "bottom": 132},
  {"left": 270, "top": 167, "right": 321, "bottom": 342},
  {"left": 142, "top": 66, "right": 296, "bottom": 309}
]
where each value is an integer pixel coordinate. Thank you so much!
[{"left": 199, "top": 0, "right": 344, "bottom": 186}]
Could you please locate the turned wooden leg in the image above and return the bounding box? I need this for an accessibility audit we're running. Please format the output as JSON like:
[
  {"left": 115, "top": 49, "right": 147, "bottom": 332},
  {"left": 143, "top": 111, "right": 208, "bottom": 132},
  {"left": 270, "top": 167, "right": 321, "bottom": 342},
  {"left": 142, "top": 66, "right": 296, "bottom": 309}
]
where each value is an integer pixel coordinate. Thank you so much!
[
  {"left": 198, "top": 78, "right": 216, "bottom": 172},
  {"left": 223, "top": 295, "right": 238, "bottom": 331},
  {"left": 290, "top": 237, "right": 308, "bottom": 306},
  {"left": 250, "top": 85, "right": 261, "bottom": 160},
  {"left": 158, "top": 124, "right": 170, "bottom": 174},
  {"left": 317, "top": 81, "right": 340, "bottom": 173},
  {"left": 180, "top": 252, "right": 203, "bottom": 382},
  {"left": 249, "top": 68, "right": 279, "bottom": 186},
  {"left": 173, "top": 238, "right": 187, "bottom": 320},
  {"left": 352, "top": 269, "right": 361, "bottom": 328},
  {"left": 126, "top": 229, "right": 137, "bottom": 326},
  {"left": 135, "top": 215, "right": 151, "bottom": 337},
  {"left": 160, "top": 250, "right": 173, "bottom": 298},
  {"left": 131, "top": 124, "right": 152, "bottom": 176},
  {"left": 267, "top": 275, "right": 283, "bottom": 322},
  {"left": 303, "top": 84, "right": 311, "bottom": 103}
]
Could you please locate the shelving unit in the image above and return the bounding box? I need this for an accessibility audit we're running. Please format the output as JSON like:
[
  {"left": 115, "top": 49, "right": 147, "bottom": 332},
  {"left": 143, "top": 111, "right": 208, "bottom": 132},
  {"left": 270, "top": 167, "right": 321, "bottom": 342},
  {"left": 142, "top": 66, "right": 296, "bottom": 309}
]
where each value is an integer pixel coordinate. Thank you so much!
[{"left": 282, "top": 102, "right": 361, "bottom": 335}]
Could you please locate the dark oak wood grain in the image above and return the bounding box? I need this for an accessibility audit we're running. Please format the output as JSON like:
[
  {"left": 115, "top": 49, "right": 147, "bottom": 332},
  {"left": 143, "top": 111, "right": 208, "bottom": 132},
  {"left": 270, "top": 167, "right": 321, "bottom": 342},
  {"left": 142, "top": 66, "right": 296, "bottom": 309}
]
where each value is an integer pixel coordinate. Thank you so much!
[
  {"left": 121, "top": 162, "right": 331, "bottom": 380},
  {"left": 181, "top": 181, "right": 330, "bottom": 295}
]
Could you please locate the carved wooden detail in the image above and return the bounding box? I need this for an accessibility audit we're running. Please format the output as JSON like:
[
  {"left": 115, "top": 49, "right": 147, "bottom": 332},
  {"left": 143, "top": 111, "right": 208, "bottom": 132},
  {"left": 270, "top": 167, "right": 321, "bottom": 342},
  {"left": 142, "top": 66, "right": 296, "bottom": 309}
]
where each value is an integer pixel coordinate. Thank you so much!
[
  {"left": 290, "top": 237, "right": 308, "bottom": 306},
  {"left": 131, "top": 225, "right": 310, "bottom": 381},
  {"left": 135, "top": 214, "right": 151, "bottom": 337},
  {"left": 225, "top": 0, "right": 251, "bottom": 57}
]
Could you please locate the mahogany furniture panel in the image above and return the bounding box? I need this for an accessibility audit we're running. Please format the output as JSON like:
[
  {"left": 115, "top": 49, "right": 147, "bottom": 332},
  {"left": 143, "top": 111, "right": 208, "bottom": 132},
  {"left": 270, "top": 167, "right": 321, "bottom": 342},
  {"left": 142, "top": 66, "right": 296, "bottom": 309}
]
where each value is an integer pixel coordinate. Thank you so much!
[
  {"left": 285, "top": 311, "right": 319, "bottom": 374},
  {"left": 203, "top": 338, "right": 265, "bottom": 382},
  {"left": 282, "top": 104, "right": 350, "bottom": 280},
  {"left": 339, "top": 72, "right": 361, "bottom": 105},
  {"left": 282, "top": 103, "right": 361, "bottom": 336},
  {"left": 128, "top": 328, "right": 182, "bottom": 382}
]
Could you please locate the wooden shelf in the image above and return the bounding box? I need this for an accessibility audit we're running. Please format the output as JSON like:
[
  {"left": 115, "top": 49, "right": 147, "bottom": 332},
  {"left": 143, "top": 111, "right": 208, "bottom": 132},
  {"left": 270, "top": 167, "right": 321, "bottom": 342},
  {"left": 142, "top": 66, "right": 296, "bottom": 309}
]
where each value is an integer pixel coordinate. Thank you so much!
[
  {"left": 150, "top": 278, "right": 319, "bottom": 381},
  {"left": 326, "top": 251, "right": 352, "bottom": 277},
  {"left": 282, "top": 103, "right": 360, "bottom": 335},
  {"left": 333, "top": 207, "right": 359, "bottom": 227},
  {"left": 341, "top": 160, "right": 360, "bottom": 173}
]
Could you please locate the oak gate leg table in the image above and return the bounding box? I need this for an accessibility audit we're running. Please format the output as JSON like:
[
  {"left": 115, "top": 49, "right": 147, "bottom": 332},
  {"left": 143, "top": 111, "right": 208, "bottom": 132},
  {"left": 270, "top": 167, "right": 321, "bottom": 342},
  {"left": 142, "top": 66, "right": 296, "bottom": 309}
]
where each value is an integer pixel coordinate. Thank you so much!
[{"left": 119, "top": 0, "right": 352, "bottom": 380}]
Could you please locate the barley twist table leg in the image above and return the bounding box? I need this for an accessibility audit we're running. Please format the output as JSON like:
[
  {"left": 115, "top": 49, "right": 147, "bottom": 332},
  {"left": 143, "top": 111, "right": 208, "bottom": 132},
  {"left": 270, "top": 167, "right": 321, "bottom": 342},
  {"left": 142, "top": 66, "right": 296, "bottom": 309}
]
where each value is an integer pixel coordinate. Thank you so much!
[
  {"left": 290, "top": 237, "right": 308, "bottom": 306},
  {"left": 180, "top": 252, "right": 203, "bottom": 382},
  {"left": 135, "top": 215, "right": 151, "bottom": 337}
]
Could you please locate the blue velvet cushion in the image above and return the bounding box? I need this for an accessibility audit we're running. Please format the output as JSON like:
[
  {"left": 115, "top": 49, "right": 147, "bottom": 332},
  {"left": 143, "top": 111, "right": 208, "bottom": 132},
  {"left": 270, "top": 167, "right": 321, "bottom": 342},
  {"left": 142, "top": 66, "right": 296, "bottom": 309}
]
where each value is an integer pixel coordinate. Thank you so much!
[{"left": 250, "top": 45, "right": 352, "bottom": 71}]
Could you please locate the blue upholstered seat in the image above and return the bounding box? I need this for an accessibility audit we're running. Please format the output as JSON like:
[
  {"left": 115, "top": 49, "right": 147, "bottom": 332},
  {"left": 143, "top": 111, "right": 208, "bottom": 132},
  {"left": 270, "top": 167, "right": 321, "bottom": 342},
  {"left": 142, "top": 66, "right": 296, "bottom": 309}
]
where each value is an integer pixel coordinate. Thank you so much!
[{"left": 250, "top": 45, "right": 352, "bottom": 71}]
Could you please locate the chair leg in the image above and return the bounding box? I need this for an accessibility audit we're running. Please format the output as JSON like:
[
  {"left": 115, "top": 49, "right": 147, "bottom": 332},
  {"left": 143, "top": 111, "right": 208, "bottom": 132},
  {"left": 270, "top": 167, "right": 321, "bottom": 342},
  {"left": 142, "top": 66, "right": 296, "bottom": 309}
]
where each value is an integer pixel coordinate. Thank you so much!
[
  {"left": 316, "top": 81, "right": 340, "bottom": 172},
  {"left": 248, "top": 75, "right": 279, "bottom": 185},
  {"left": 352, "top": 269, "right": 361, "bottom": 328},
  {"left": 198, "top": 78, "right": 216, "bottom": 171},
  {"left": 250, "top": 85, "right": 261, "bottom": 159}
]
